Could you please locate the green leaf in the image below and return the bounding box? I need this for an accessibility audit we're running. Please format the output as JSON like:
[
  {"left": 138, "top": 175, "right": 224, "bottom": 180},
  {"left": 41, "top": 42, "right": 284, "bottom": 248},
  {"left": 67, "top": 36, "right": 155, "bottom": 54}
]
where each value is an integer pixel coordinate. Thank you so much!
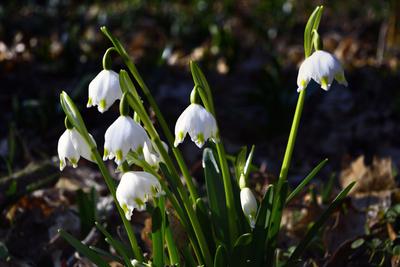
[
  {"left": 231, "top": 233, "right": 253, "bottom": 266},
  {"left": 152, "top": 207, "right": 164, "bottom": 267},
  {"left": 95, "top": 222, "right": 134, "bottom": 267},
  {"left": 234, "top": 233, "right": 252, "bottom": 247},
  {"left": 235, "top": 146, "right": 247, "bottom": 180},
  {"left": 119, "top": 70, "right": 141, "bottom": 101},
  {"left": 252, "top": 185, "right": 274, "bottom": 266},
  {"left": 322, "top": 173, "right": 335, "bottom": 204},
  {"left": 165, "top": 217, "right": 180, "bottom": 266},
  {"left": 182, "top": 245, "right": 197, "bottom": 267},
  {"left": 265, "top": 181, "right": 288, "bottom": 266},
  {"left": 190, "top": 61, "right": 213, "bottom": 106},
  {"left": 195, "top": 198, "right": 215, "bottom": 253},
  {"left": 243, "top": 145, "right": 255, "bottom": 179},
  {"left": 286, "top": 159, "right": 328, "bottom": 203},
  {"left": 89, "top": 246, "right": 123, "bottom": 263},
  {"left": 287, "top": 181, "right": 356, "bottom": 264},
  {"left": 214, "top": 245, "right": 228, "bottom": 267},
  {"left": 351, "top": 238, "right": 365, "bottom": 249},
  {"left": 59, "top": 92, "right": 94, "bottom": 148},
  {"left": 77, "top": 188, "right": 97, "bottom": 235},
  {"left": 58, "top": 229, "right": 110, "bottom": 267},
  {"left": 304, "top": 6, "right": 324, "bottom": 57},
  {"left": 203, "top": 148, "right": 229, "bottom": 246},
  {"left": 393, "top": 245, "right": 400, "bottom": 255}
]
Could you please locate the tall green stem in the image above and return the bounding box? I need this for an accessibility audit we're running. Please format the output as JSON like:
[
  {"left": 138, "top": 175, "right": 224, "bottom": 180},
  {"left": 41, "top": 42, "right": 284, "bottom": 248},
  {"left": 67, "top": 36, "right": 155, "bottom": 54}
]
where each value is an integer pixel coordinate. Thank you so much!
[
  {"left": 124, "top": 92, "right": 212, "bottom": 266},
  {"left": 215, "top": 142, "right": 238, "bottom": 243},
  {"left": 100, "top": 26, "right": 198, "bottom": 203},
  {"left": 276, "top": 89, "right": 306, "bottom": 190},
  {"left": 91, "top": 149, "right": 144, "bottom": 262},
  {"left": 60, "top": 92, "right": 143, "bottom": 261}
]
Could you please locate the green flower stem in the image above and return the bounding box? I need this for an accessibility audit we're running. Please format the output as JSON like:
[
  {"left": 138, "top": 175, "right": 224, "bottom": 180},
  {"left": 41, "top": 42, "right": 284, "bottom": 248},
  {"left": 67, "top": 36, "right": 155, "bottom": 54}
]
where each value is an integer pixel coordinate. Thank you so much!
[
  {"left": 124, "top": 92, "right": 212, "bottom": 266},
  {"left": 91, "top": 149, "right": 144, "bottom": 262},
  {"left": 276, "top": 88, "right": 306, "bottom": 191},
  {"left": 102, "top": 47, "right": 117, "bottom": 70},
  {"left": 196, "top": 82, "right": 238, "bottom": 242},
  {"left": 101, "top": 27, "right": 198, "bottom": 203},
  {"left": 165, "top": 224, "right": 180, "bottom": 265},
  {"left": 60, "top": 92, "right": 143, "bottom": 261},
  {"left": 215, "top": 141, "right": 238, "bottom": 243},
  {"left": 135, "top": 157, "right": 204, "bottom": 265}
]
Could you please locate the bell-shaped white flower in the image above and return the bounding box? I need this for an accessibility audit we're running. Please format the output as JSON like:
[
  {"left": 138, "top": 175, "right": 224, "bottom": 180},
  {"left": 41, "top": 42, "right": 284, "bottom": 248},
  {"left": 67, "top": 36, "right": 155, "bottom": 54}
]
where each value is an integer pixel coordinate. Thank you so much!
[
  {"left": 240, "top": 187, "right": 258, "bottom": 228},
  {"left": 297, "top": 50, "right": 347, "bottom": 92},
  {"left": 174, "top": 103, "right": 218, "bottom": 148},
  {"left": 104, "top": 115, "right": 151, "bottom": 166},
  {"left": 87, "top": 69, "right": 122, "bottom": 113},
  {"left": 116, "top": 171, "right": 164, "bottom": 220},
  {"left": 57, "top": 128, "right": 95, "bottom": 171},
  {"left": 143, "top": 141, "right": 168, "bottom": 169}
]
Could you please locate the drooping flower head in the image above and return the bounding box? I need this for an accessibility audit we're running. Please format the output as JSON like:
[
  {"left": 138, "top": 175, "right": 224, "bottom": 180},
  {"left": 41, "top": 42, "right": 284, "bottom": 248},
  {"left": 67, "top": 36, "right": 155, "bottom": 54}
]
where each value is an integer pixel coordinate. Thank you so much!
[
  {"left": 116, "top": 171, "right": 164, "bottom": 220},
  {"left": 57, "top": 128, "right": 95, "bottom": 171},
  {"left": 240, "top": 187, "right": 258, "bottom": 228},
  {"left": 87, "top": 69, "right": 122, "bottom": 113},
  {"left": 297, "top": 50, "right": 347, "bottom": 92},
  {"left": 103, "top": 115, "right": 151, "bottom": 166},
  {"left": 174, "top": 103, "right": 218, "bottom": 148},
  {"left": 143, "top": 141, "right": 168, "bottom": 170}
]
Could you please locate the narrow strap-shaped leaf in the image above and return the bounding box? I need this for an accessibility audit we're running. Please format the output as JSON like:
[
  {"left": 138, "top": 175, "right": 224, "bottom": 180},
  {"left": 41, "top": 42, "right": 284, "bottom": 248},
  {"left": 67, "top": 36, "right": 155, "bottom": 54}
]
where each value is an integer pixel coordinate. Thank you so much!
[
  {"left": 203, "top": 148, "right": 229, "bottom": 246},
  {"left": 195, "top": 198, "right": 216, "bottom": 254},
  {"left": 165, "top": 216, "right": 180, "bottom": 266},
  {"left": 214, "top": 245, "right": 228, "bottom": 267},
  {"left": 286, "top": 159, "right": 328, "bottom": 203},
  {"left": 183, "top": 244, "right": 197, "bottom": 267},
  {"left": 304, "top": 6, "right": 324, "bottom": 57},
  {"left": 265, "top": 181, "right": 288, "bottom": 266},
  {"left": 287, "top": 181, "right": 356, "bottom": 264},
  {"left": 235, "top": 146, "right": 247, "bottom": 180},
  {"left": 243, "top": 145, "right": 255, "bottom": 179},
  {"left": 95, "top": 222, "right": 134, "bottom": 266},
  {"left": 190, "top": 61, "right": 213, "bottom": 110},
  {"left": 251, "top": 185, "right": 274, "bottom": 266},
  {"left": 231, "top": 233, "right": 253, "bottom": 267},
  {"left": 89, "top": 246, "right": 123, "bottom": 263},
  {"left": 58, "top": 229, "right": 110, "bottom": 267},
  {"left": 152, "top": 207, "right": 164, "bottom": 267}
]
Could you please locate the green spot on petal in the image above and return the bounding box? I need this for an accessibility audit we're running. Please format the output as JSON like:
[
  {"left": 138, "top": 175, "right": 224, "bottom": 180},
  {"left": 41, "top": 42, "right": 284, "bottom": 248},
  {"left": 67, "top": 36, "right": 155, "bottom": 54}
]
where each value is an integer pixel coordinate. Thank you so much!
[
  {"left": 87, "top": 97, "right": 92, "bottom": 107},
  {"left": 116, "top": 150, "right": 123, "bottom": 162},
  {"left": 196, "top": 132, "right": 204, "bottom": 144},
  {"left": 99, "top": 99, "right": 106, "bottom": 110},
  {"left": 70, "top": 157, "right": 78, "bottom": 167},
  {"left": 320, "top": 76, "right": 329, "bottom": 90},
  {"left": 300, "top": 79, "right": 307, "bottom": 88},
  {"left": 178, "top": 131, "right": 184, "bottom": 141},
  {"left": 134, "top": 197, "right": 145, "bottom": 207},
  {"left": 121, "top": 203, "right": 131, "bottom": 219}
]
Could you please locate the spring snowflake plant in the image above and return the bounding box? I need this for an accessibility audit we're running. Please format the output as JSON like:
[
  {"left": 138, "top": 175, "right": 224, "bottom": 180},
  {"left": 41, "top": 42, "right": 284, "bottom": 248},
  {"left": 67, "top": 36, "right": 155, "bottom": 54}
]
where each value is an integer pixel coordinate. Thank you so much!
[{"left": 57, "top": 6, "right": 355, "bottom": 267}]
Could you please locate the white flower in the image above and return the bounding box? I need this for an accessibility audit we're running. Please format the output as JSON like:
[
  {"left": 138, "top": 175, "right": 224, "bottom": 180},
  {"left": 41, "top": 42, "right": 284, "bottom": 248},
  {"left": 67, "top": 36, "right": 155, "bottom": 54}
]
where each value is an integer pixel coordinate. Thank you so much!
[
  {"left": 240, "top": 187, "right": 258, "bottom": 228},
  {"left": 143, "top": 141, "right": 168, "bottom": 169},
  {"left": 87, "top": 69, "right": 122, "bottom": 113},
  {"left": 103, "top": 115, "right": 151, "bottom": 166},
  {"left": 297, "top": 50, "right": 347, "bottom": 92},
  {"left": 174, "top": 103, "right": 218, "bottom": 148},
  {"left": 57, "top": 129, "right": 95, "bottom": 171},
  {"left": 116, "top": 171, "right": 164, "bottom": 220}
]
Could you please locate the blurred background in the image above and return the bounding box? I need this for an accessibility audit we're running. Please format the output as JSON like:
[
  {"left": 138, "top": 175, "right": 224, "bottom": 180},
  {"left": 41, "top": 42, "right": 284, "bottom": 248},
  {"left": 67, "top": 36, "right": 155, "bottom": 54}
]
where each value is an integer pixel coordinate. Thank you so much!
[{"left": 1, "top": 0, "right": 400, "bottom": 266}]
